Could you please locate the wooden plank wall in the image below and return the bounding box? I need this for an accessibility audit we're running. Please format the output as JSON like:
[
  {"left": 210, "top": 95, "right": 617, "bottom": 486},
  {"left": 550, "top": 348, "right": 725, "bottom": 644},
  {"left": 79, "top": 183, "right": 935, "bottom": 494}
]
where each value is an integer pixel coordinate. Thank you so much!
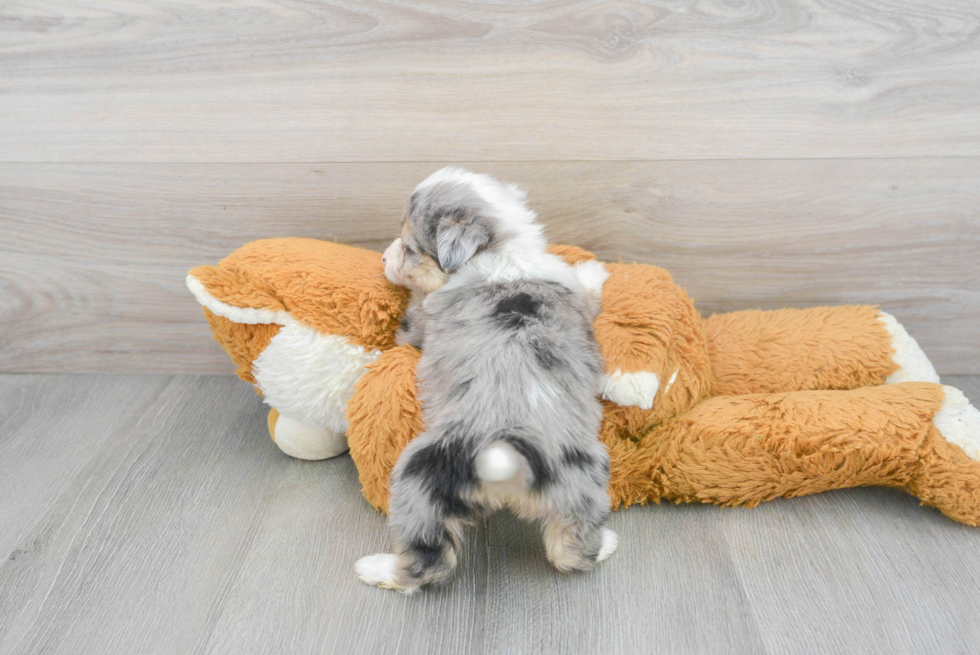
[{"left": 1, "top": 1, "right": 978, "bottom": 374}]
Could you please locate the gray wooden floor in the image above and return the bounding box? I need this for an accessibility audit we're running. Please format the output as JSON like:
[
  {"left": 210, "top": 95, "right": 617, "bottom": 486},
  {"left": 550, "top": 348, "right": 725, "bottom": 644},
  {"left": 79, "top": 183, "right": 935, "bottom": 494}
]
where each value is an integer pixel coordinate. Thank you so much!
[{"left": 1, "top": 374, "right": 979, "bottom": 654}]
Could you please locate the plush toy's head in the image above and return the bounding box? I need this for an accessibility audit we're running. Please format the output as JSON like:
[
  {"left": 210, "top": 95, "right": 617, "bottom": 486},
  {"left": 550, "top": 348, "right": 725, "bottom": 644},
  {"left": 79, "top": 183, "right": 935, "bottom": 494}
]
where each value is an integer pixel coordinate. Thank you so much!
[{"left": 187, "top": 238, "right": 409, "bottom": 458}]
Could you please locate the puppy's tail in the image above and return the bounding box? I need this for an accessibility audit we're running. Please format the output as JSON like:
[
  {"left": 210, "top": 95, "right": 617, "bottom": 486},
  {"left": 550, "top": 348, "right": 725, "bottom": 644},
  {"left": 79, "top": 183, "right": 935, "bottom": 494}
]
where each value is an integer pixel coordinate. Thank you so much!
[{"left": 474, "top": 440, "right": 524, "bottom": 483}]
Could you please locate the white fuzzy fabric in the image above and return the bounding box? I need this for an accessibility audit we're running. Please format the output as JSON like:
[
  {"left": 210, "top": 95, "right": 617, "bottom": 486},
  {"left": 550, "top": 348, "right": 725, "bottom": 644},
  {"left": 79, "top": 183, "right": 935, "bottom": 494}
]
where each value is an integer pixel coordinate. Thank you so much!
[
  {"left": 600, "top": 368, "right": 660, "bottom": 410},
  {"left": 254, "top": 321, "right": 381, "bottom": 435},
  {"left": 272, "top": 414, "right": 349, "bottom": 460},
  {"left": 573, "top": 259, "right": 610, "bottom": 302},
  {"left": 185, "top": 274, "right": 291, "bottom": 325},
  {"left": 878, "top": 312, "right": 940, "bottom": 384},
  {"left": 934, "top": 386, "right": 980, "bottom": 461}
]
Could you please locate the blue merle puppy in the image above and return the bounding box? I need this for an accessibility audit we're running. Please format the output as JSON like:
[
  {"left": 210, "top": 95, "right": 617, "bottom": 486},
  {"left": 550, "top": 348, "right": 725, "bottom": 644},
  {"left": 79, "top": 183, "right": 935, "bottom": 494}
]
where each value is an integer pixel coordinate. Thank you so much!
[{"left": 356, "top": 167, "right": 618, "bottom": 593}]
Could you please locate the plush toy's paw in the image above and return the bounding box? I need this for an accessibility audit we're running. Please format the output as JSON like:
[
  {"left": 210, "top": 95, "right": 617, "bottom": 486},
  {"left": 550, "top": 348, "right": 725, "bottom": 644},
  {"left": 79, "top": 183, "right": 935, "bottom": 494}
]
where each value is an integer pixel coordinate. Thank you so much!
[
  {"left": 599, "top": 369, "right": 661, "bottom": 410},
  {"left": 596, "top": 528, "right": 619, "bottom": 563},
  {"left": 878, "top": 312, "right": 940, "bottom": 384},
  {"left": 934, "top": 386, "right": 980, "bottom": 460},
  {"left": 268, "top": 409, "right": 349, "bottom": 460},
  {"left": 355, "top": 554, "right": 419, "bottom": 594}
]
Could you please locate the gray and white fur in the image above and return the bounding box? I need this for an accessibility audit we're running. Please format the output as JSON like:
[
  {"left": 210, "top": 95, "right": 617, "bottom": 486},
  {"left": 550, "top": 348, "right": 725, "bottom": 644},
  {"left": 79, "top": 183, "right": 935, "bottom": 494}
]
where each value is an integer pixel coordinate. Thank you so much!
[{"left": 357, "top": 167, "right": 617, "bottom": 593}]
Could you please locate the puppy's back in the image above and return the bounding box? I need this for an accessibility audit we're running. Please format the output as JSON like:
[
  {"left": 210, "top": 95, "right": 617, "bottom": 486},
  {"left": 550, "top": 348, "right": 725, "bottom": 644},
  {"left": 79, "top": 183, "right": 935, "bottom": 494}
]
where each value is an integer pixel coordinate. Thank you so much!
[{"left": 417, "top": 278, "right": 604, "bottom": 468}]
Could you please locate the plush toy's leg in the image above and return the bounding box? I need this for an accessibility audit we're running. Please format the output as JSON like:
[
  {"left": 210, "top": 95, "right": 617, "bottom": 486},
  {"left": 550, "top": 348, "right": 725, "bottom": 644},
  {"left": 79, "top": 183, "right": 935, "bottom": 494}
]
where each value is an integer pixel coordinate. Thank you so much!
[
  {"left": 876, "top": 311, "right": 940, "bottom": 384},
  {"left": 346, "top": 346, "right": 425, "bottom": 512},
  {"left": 266, "top": 408, "right": 349, "bottom": 460},
  {"left": 704, "top": 306, "right": 938, "bottom": 396},
  {"left": 605, "top": 382, "right": 980, "bottom": 525}
]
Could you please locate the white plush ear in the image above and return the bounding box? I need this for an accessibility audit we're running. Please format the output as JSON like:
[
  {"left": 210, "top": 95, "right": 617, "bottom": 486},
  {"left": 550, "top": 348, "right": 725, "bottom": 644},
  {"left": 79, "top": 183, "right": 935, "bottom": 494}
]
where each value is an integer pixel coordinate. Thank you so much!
[{"left": 436, "top": 218, "right": 489, "bottom": 272}]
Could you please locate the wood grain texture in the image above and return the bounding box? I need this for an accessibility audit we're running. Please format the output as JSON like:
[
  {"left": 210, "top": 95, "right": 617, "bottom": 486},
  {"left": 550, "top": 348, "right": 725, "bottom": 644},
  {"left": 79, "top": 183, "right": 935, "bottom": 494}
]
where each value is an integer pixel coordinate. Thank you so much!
[
  {"left": 2, "top": 160, "right": 978, "bottom": 374},
  {"left": 0, "top": 376, "right": 172, "bottom": 561},
  {"left": 1, "top": 374, "right": 979, "bottom": 654},
  {"left": 2, "top": 0, "right": 980, "bottom": 162}
]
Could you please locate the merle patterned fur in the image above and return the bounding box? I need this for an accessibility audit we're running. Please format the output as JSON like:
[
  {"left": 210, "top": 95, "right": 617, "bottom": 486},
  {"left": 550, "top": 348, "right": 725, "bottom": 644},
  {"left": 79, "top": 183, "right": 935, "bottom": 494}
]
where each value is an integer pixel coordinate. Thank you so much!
[{"left": 378, "top": 169, "right": 614, "bottom": 590}]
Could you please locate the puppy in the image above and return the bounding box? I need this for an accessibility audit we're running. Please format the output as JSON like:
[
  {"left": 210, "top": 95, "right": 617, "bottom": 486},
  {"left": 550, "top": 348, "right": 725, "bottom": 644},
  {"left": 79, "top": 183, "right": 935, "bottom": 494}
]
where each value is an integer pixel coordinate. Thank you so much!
[{"left": 357, "top": 167, "right": 617, "bottom": 593}]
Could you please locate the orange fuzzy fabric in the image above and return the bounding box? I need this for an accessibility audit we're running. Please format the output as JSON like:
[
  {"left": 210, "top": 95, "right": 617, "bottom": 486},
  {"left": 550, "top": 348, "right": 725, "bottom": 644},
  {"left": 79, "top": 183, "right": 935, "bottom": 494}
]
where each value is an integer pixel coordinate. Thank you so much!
[
  {"left": 191, "top": 238, "right": 980, "bottom": 526},
  {"left": 595, "top": 262, "right": 714, "bottom": 426},
  {"left": 203, "top": 310, "right": 280, "bottom": 384},
  {"left": 347, "top": 345, "right": 424, "bottom": 510},
  {"left": 190, "top": 238, "right": 408, "bottom": 353},
  {"left": 704, "top": 306, "right": 898, "bottom": 395}
]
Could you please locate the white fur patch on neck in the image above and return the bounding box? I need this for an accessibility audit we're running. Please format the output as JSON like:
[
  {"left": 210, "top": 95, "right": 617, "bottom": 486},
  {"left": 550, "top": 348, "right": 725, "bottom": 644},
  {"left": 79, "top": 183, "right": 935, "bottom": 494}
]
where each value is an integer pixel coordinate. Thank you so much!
[
  {"left": 600, "top": 368, "right": 660, "bottom": 410},
  {"left": 934, "top": 386, "right": 980, "bottom": 460},
  {"left": 435, "top": 248, "right": 583, "bottom": 298}
]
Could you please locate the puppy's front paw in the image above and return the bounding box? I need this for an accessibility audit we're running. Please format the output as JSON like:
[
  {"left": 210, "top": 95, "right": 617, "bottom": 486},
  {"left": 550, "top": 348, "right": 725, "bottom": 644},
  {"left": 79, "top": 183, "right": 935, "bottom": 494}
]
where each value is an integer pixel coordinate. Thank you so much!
[
  {"left": 596, "top": 528, "right": 619, "bottom": 563},
  {"left": 355, "top": 553, "right": 418, "bottom": 594}
]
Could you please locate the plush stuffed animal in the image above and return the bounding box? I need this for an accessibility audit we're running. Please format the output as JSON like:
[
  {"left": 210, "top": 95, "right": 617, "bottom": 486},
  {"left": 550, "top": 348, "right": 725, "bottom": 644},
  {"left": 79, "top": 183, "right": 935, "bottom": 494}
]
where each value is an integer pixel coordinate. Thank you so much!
[{"left": 187, "top": 238, "right": 980, "bottom": 525}]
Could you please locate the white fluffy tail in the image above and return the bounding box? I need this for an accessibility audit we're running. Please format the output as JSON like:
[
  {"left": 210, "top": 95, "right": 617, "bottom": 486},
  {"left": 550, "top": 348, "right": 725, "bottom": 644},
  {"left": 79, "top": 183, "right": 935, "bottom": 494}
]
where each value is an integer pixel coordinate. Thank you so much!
[{"left": 475, "top": 441, "right": 522, "bottom": 482}]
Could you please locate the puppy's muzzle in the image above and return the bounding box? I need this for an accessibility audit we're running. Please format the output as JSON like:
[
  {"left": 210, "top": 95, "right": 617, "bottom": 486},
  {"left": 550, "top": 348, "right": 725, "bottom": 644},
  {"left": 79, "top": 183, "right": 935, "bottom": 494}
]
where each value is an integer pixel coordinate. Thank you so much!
[{"left": 382, "top": 238, "right": 402, "bottom": 265}]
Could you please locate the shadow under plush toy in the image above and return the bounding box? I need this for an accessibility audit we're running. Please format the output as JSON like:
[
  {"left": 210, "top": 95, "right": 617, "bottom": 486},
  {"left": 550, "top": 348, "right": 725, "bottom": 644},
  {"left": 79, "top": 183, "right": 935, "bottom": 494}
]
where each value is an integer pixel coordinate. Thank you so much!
[{"left": 187, "top": 238, "right": 980, "bottom": 525}]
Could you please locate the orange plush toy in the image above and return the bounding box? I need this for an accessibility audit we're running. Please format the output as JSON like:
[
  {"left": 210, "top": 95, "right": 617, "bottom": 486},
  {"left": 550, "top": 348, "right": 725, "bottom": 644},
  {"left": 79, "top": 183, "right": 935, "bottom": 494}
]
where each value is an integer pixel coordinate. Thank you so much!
[{"left": 188, "top": 238, "right": 980, "bottom": 525}]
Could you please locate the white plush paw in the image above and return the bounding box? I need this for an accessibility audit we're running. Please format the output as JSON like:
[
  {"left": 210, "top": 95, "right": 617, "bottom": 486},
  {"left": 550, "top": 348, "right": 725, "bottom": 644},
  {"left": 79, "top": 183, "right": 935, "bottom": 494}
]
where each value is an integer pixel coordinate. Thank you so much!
[
  {"left": 596, "top": 528, "right": 619, "bottom": 563},
  {"left": 599, "top": 369, "right": 660, "bottom": 410},
  {"left": 355, "top": 554, "right": 418, "bottom": 594},
  {"left": 272, "top": 415, "right": 348, "bottom": 460},
  {"left": 934, "top": 386, "right": 980, "bottom": 460},
  {"left": 878, "top": 312, "right": 940, "bottom": 384}
]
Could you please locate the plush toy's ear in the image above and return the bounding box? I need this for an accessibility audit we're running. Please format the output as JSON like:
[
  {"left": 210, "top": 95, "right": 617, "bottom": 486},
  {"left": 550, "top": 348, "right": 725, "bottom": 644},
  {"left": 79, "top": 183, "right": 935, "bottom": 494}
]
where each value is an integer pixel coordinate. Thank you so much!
[{"left": 436, "top": 210, "right": 490, "bottom": 272}]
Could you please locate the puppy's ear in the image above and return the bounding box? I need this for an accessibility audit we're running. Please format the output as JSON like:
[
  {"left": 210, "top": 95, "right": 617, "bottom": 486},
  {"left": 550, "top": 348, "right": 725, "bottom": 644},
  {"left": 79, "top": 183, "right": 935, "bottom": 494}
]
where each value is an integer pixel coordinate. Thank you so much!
[{"left": 436, "top": 210, "right": 490, "bottom": 272}]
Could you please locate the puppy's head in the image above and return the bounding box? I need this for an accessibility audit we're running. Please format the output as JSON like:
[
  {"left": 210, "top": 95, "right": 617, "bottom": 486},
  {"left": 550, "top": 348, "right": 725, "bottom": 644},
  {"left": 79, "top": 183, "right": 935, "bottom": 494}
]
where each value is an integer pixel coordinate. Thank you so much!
[{"left": 382, "top": 167, "right": 542, "bottom": 293}]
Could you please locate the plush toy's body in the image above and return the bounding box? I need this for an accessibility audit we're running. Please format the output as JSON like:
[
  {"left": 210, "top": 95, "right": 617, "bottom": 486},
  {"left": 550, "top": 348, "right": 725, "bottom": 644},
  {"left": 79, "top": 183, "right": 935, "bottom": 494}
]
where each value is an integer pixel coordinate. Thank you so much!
[{"left": 188, "top": 238, "right": 980, "bottom": 525}]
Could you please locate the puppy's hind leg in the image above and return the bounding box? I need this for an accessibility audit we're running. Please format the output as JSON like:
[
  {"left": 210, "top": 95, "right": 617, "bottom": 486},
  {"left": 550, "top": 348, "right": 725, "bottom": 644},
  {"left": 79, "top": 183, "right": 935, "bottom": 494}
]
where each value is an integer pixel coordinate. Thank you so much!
[
  {"left": 355, "top": 494, "right": 466, "bottom": 593},
  {"left": 356, "top": 434, "right": 475, "bottom": 593},
  {"left": 539, "top": 453, "right": 618, "bottom": 572},
  {"left": 542, "top": 515, "right": 618, "bottom": 572},
  {"left": 355, "top": 516, "right": 463, "bottom": 594}
]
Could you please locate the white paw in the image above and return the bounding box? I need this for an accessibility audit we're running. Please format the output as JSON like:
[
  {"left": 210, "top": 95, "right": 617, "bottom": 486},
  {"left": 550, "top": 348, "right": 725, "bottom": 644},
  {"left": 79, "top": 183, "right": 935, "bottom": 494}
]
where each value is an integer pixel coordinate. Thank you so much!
[
  {"left": 596, "top": 528, "right": 619, "bottom": 563},
  {"left": 878, "top": 312, "right": 940, "bottom": 384},
  {"left": 600, "top": 369, "right": 660, "bottom": 410},
  {"left": 355, "top": 553, "right": 398, "bottom": 587},
  {"left": 355, "top": 554, "right": 418, "bottom": 594},
  {"left": 934, "top": 386, "right": 980, "bottom": 460}
]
